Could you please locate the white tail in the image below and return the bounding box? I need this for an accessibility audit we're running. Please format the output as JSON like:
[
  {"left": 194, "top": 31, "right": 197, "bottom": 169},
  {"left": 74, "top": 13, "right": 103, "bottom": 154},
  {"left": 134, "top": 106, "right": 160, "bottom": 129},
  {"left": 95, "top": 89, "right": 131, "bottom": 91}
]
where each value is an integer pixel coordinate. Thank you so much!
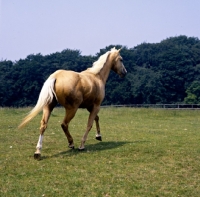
[{"left": 18, "top": 78, "right": 56, "bottom": 128}]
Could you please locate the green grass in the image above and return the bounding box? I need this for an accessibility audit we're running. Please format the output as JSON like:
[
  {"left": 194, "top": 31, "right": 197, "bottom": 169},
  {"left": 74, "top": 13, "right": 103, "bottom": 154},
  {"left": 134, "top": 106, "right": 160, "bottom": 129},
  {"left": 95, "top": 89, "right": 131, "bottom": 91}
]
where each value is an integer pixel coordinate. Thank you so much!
[{"left": 0, "top": 107, "right": 200, "bottom": 196}]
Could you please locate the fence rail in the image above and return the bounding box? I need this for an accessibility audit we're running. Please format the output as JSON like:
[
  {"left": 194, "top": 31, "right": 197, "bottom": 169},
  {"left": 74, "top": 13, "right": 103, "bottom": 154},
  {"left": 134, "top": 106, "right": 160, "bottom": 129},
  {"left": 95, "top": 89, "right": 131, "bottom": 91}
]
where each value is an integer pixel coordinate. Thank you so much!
[
  {"left": 102, "top": 104, "right": 200, "bottom": 109},
  {"left": 1, "top": 104, "right": 200, "bottom": 109}
]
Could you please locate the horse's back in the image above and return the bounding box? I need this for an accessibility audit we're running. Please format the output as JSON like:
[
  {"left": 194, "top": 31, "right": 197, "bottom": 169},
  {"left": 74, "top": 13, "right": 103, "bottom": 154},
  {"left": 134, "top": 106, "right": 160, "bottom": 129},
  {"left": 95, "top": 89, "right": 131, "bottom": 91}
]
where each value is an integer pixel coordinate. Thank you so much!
[{"left": 50, "top": 69, "right": 78, "bottom": 79}]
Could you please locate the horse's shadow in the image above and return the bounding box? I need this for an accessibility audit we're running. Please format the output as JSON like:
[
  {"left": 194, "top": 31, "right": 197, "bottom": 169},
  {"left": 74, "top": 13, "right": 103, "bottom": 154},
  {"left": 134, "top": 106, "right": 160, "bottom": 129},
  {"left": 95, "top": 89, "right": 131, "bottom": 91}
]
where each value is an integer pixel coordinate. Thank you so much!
[
  {"left": 39, "top": 140, "right": 150, "bottom": 160},
  {"left": 41, "top": 141, "right": 131, "bottom": 160}
]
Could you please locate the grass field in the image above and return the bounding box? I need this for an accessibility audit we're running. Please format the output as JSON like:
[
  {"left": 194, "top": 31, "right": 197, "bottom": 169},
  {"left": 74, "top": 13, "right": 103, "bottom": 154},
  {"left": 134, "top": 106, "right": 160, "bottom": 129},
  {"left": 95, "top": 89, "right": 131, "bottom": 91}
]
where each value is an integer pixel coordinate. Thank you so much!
[{"left": 0, "top": 107, "right": 200, "bottom": 196}]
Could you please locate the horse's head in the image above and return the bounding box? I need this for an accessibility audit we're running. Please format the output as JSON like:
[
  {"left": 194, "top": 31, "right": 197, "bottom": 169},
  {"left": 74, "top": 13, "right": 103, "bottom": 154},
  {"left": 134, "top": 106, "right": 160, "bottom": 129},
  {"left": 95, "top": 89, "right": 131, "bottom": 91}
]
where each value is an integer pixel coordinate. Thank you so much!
[{"left": 110, "top": 48, "right": 127, "bottom": 78}]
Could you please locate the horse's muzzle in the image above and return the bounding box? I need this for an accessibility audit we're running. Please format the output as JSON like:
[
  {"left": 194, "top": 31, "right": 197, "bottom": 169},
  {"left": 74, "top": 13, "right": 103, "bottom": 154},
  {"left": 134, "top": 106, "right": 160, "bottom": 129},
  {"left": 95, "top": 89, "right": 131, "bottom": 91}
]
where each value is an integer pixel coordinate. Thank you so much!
[{"left": 120, "top": 69, "right": 127, "bottom": 78}]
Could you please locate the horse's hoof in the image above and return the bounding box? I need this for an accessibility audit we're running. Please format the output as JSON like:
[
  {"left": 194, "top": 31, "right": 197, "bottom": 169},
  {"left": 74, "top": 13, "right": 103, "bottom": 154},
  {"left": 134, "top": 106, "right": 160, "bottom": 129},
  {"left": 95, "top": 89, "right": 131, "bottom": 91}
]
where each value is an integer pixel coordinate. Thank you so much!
[
  {"left": 96, "top": 136, "right": 102, "bottom": 141},
  {"left": 34, "top": 153, "right": 41, "bottom": 160},
  {"left": 78, "top": 147, "right": 85, "bottom": 151},
  {"left": 69, "top": 146, "right": 74, "bottom": 149}
]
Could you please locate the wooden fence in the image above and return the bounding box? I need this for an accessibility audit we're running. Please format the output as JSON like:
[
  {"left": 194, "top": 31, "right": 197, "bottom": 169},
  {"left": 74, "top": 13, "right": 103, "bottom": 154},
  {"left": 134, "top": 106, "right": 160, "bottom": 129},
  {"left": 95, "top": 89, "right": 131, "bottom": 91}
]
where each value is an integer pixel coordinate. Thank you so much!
[{"left": 102, "top": 104, "right": 200, "bottom": 109}]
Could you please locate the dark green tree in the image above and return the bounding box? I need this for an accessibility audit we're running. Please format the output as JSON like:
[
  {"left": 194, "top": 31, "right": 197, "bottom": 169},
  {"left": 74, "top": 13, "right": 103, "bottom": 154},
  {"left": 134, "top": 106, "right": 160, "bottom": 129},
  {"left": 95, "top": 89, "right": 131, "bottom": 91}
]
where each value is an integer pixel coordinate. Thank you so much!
[
  {"left": 1, "top": 36, "right": 200, "bottom": 106},
  {"left": 184, "top": 81, "right": 200, "bottom": 104}
]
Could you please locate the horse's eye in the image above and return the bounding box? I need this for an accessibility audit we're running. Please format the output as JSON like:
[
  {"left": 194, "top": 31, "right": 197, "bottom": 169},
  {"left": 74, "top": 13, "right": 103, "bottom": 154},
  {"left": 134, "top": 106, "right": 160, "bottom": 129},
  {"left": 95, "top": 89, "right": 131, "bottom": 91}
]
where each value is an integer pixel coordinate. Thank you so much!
[{"left": 120, "top": 59, "right": 123, "bottom": 62}]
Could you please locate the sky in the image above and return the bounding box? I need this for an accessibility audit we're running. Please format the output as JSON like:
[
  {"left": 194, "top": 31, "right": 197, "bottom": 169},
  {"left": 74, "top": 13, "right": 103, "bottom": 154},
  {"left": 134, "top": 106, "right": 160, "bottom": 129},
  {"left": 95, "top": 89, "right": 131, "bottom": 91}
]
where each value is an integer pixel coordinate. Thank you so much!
[{"left": 0, "top": 0, "right": 200, "bottom": 61}]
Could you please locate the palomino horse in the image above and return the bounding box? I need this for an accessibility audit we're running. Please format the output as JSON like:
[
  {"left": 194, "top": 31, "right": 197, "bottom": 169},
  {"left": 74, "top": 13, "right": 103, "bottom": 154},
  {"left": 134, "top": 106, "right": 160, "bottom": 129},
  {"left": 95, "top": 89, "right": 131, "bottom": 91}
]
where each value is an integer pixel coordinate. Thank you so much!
[{"left": 18, "top": 47, "right": 127, "bottom": 159}]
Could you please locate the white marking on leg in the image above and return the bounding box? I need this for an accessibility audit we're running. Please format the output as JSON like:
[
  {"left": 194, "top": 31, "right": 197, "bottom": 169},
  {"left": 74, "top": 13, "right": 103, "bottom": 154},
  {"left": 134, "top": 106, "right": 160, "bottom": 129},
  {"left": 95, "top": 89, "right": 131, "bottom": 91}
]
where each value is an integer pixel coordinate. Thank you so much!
[
  {"left": 96, "top": 134, "right": 101, "bottom": 138},
  {"left": 36, "top": 134, "right": 44, "bottom": 150}
]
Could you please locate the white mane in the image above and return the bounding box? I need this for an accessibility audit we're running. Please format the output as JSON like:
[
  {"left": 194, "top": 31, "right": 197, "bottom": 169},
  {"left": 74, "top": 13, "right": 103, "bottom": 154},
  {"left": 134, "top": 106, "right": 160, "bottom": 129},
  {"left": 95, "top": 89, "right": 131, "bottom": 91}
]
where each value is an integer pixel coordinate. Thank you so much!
[{"left": 88, "top": 47, "right": 118, "bottom": 74}]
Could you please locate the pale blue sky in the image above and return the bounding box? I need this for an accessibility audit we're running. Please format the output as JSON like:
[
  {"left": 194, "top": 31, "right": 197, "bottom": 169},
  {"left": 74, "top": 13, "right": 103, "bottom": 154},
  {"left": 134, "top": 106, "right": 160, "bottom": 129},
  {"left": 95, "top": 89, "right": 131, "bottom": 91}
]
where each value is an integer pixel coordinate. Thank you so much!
[{"left": 0, "top": 0, "right": 200, "bottom": 61}]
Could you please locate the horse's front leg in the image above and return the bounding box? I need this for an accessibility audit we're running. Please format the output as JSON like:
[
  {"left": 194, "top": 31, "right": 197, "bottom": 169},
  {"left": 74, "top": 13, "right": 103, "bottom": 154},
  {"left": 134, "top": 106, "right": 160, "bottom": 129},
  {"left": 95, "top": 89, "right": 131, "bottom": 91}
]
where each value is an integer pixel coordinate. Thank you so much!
[
  {"left": 79, "top": 106, "right": 100, "bottom": 150},
  {"left": 95, "top": 115, "right": 102, "bottom": 141}
]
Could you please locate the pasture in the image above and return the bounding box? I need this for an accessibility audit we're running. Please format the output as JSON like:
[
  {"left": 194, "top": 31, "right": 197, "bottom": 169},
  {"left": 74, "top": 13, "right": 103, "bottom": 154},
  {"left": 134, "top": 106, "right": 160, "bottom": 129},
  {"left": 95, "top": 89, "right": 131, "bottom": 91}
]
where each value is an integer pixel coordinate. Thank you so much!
[{"left": 0, "top": 107, "right": 200, "bottom": 196}]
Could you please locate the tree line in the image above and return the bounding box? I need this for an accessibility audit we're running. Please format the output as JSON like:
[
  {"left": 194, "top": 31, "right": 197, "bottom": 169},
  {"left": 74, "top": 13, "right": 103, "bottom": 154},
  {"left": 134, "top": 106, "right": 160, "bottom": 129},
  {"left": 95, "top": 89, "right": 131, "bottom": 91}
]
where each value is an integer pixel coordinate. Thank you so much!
[{"left": 1, "top": 35, "right": 200, "bottom": 107}]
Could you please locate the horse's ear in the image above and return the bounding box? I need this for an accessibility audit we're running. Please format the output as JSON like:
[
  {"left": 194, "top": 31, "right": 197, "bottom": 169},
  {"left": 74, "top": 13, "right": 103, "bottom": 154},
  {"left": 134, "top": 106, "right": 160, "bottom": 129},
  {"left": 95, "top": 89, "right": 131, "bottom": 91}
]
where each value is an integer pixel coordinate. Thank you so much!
[{"left": 117, "top": 47, "right": 122, "bottom": 53}]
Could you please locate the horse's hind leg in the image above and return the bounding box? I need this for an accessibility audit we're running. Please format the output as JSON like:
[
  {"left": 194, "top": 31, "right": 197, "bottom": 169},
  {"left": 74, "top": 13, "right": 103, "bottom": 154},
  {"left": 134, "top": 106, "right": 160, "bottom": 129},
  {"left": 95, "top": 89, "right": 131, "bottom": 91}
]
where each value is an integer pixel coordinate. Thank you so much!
[
  {"left": 95, "top": 115, "right": 102, "bottom": 141},
  {"left": 34, "top": 100, "right": 57, "bottom": 159},
  {"left": 61, "top": 108, "right": 78, "bottom": 149}
]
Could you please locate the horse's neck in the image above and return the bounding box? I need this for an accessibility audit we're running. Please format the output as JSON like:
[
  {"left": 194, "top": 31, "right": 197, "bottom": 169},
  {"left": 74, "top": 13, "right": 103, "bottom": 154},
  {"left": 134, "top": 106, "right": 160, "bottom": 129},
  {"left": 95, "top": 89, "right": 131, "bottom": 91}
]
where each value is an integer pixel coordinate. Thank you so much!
[{"left": 98, "top": 60, "right": 113, "bottom": 84}]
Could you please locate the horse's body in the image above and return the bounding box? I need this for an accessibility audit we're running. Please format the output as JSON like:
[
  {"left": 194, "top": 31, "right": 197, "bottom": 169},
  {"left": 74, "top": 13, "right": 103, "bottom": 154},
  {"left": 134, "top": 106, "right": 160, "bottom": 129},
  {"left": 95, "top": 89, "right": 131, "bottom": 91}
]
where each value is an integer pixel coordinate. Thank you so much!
[
  {"left": 19, "top": 48, "right": 127, "bottom": 159},
  {"left": 54, "top": 69, "right": 105, "bottom": 109}
]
